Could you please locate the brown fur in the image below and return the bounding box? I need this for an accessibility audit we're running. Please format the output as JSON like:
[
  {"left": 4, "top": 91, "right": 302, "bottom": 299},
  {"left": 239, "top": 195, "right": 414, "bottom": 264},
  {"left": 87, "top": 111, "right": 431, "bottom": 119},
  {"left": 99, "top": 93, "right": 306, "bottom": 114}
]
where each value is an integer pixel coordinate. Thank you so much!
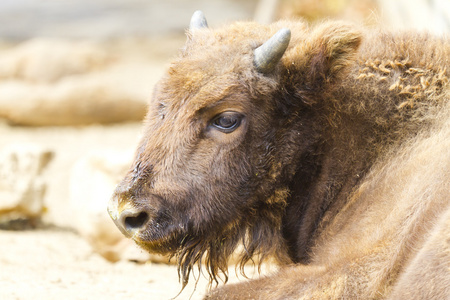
[{"left": 109, "top": 19, "right": 450, "bottom": 299}]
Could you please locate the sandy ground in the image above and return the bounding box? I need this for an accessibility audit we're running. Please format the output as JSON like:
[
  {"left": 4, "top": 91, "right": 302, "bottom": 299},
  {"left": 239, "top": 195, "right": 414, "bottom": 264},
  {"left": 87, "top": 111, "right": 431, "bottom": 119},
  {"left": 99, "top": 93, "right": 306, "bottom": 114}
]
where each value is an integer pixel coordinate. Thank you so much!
[
  {"left": 0, "top": 229, "right": 209, "bottom": 300},
  {"left": 0, "top": 228, "right": 272, "bottom": 300}
]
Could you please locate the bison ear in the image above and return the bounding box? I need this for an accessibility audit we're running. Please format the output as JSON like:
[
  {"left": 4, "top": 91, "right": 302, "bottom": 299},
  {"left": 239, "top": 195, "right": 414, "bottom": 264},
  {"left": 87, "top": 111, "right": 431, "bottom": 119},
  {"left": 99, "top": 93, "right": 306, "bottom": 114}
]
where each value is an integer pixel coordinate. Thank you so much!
[{"left": 282, "top": 21, "right": 362, "bottom": 100}]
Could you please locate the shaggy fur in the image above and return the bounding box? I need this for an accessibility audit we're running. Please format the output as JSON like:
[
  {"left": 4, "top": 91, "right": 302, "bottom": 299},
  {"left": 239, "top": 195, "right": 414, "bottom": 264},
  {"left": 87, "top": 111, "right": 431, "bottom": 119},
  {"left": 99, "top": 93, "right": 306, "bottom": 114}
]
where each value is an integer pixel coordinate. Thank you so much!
[{"left": 109, "top": 19, "right": 450, "bottom": 299}]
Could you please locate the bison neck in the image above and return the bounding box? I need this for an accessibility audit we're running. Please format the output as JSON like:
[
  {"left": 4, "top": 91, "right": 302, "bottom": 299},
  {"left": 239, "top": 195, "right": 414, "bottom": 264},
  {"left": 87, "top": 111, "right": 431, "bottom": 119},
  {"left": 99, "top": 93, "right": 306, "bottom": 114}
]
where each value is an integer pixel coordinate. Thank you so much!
[
  {"left": 281, "top": 114, "right": 382, "bottom": 263},
  {"left": 279, "top": 32, "right": 448, "bottom": 264},
  {"left": 281, "top": 96, "right": 440, "bottom": 262}
]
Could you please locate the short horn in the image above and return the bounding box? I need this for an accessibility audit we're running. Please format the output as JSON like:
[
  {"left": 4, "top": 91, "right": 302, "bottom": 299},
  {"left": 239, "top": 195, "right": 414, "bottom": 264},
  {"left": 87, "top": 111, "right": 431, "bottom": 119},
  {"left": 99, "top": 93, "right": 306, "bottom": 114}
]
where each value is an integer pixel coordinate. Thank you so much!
[
  {"left": 190, "top": 10, "right": 208, "bottom": 30},
  {"left": 254, "top": 28, "right": 291, "bottom": 73}
]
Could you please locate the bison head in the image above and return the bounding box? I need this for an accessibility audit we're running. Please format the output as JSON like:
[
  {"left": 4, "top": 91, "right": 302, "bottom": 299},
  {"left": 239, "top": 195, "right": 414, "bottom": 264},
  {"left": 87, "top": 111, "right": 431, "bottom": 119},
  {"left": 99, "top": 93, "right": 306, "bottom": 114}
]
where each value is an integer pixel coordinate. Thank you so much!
[{"left": 108, "top": 11, "right": 361, "bottom": 287}]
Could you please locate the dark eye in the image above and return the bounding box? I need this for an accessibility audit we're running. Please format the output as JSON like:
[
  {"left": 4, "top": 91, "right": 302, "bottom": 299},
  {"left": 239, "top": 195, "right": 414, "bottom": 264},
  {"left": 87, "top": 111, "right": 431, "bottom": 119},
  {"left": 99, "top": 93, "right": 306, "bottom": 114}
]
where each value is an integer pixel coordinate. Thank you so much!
[{"left": 211, "top": 112, "right": 243, "bottom": 133}]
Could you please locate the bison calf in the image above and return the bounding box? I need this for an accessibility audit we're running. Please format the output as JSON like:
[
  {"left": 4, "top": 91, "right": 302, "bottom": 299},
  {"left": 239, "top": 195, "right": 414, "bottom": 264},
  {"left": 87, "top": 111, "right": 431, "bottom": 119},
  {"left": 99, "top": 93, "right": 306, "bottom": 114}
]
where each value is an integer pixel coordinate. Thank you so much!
[{"left": 108, "top": 11, "right": 450, "bottom": 299}]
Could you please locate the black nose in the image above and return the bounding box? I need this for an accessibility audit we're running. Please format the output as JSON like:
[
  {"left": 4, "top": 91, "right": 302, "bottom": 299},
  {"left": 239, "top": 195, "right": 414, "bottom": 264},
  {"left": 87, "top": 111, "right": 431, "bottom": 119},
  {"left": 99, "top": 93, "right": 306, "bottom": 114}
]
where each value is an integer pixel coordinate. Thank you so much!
[{"left": 114, "top": 208, "right": 150, "bottom": 237}]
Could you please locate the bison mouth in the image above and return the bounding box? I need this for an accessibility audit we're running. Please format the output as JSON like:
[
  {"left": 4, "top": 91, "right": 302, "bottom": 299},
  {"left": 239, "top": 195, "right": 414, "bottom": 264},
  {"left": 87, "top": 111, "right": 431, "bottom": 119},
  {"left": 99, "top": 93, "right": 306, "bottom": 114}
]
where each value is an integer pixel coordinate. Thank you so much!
[{"left": 132, "top": 221, "right": 188, "bottom": 255}]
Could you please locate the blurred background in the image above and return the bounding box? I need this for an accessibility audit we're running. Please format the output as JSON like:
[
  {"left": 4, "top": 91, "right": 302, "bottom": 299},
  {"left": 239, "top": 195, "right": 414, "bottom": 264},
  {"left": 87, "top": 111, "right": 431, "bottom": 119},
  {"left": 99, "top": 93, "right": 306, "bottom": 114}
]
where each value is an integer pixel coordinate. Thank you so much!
[{"left": 0, "top": 0, "right": 449, "bottom": 299}]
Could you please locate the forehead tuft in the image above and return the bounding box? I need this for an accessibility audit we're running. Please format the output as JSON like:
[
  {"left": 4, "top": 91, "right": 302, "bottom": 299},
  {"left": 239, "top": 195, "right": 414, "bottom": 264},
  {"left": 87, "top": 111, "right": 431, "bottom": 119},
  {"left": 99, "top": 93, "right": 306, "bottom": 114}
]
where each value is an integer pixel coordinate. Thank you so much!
[{"left": 161, "top": 67, "right": 242, "bottom": 113}]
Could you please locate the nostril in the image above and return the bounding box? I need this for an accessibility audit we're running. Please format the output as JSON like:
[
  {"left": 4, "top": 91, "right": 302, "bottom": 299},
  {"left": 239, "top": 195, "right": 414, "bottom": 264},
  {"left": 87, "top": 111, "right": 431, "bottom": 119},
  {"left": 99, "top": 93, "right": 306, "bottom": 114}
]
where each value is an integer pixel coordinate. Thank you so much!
[
  {"left": 114, "top": 208, "right": 153, "bottom": 237},
  {"left": 124, "top": 211, "right": 149, "bottom": 230}
]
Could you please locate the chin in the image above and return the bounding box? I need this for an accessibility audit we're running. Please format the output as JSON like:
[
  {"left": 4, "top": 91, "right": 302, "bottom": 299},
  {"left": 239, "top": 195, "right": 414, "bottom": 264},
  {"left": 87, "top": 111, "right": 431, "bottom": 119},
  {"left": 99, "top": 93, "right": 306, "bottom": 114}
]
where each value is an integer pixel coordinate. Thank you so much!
[{"left": 133, "top": 228, "right": 186, "bottom": 255}]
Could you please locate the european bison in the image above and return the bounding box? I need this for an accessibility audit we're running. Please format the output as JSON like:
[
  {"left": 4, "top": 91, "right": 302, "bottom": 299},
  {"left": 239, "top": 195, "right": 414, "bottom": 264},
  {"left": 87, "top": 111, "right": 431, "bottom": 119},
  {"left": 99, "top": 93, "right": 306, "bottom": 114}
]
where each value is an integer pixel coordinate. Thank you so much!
[{"left": 108, "top": 11, "right": 450, "bottom": 299}]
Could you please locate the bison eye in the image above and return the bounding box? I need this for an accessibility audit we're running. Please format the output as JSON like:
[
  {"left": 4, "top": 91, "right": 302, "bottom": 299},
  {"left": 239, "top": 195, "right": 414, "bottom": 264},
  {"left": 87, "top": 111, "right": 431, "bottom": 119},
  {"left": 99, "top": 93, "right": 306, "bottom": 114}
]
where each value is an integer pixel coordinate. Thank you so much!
[{"left": 211, "top": 112, "right": 243, "bottom": 133}]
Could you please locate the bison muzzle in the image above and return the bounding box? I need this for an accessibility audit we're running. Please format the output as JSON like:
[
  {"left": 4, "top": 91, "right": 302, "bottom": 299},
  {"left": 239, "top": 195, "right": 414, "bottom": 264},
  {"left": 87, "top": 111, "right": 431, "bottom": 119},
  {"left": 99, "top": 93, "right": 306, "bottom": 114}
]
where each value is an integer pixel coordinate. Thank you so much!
[{"left": 108, "top": 11, "right": 450, "bottom": 299}]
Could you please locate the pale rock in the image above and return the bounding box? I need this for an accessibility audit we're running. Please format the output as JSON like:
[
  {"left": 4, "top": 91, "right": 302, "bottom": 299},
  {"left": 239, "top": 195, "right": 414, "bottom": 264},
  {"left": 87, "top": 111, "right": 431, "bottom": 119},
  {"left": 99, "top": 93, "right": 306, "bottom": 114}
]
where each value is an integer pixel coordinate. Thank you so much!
[
  {"left": 0, "top": 38, "right": 111, "bottom": 83},
  {"left": 0, "top": 76, "right": 147, "bottom": 126},
  {"left": 0, "top": 144, "right": 53, "bottom": 222},
  {"left": 0, "top": 38, "right": 158, "bottom": 126}
]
